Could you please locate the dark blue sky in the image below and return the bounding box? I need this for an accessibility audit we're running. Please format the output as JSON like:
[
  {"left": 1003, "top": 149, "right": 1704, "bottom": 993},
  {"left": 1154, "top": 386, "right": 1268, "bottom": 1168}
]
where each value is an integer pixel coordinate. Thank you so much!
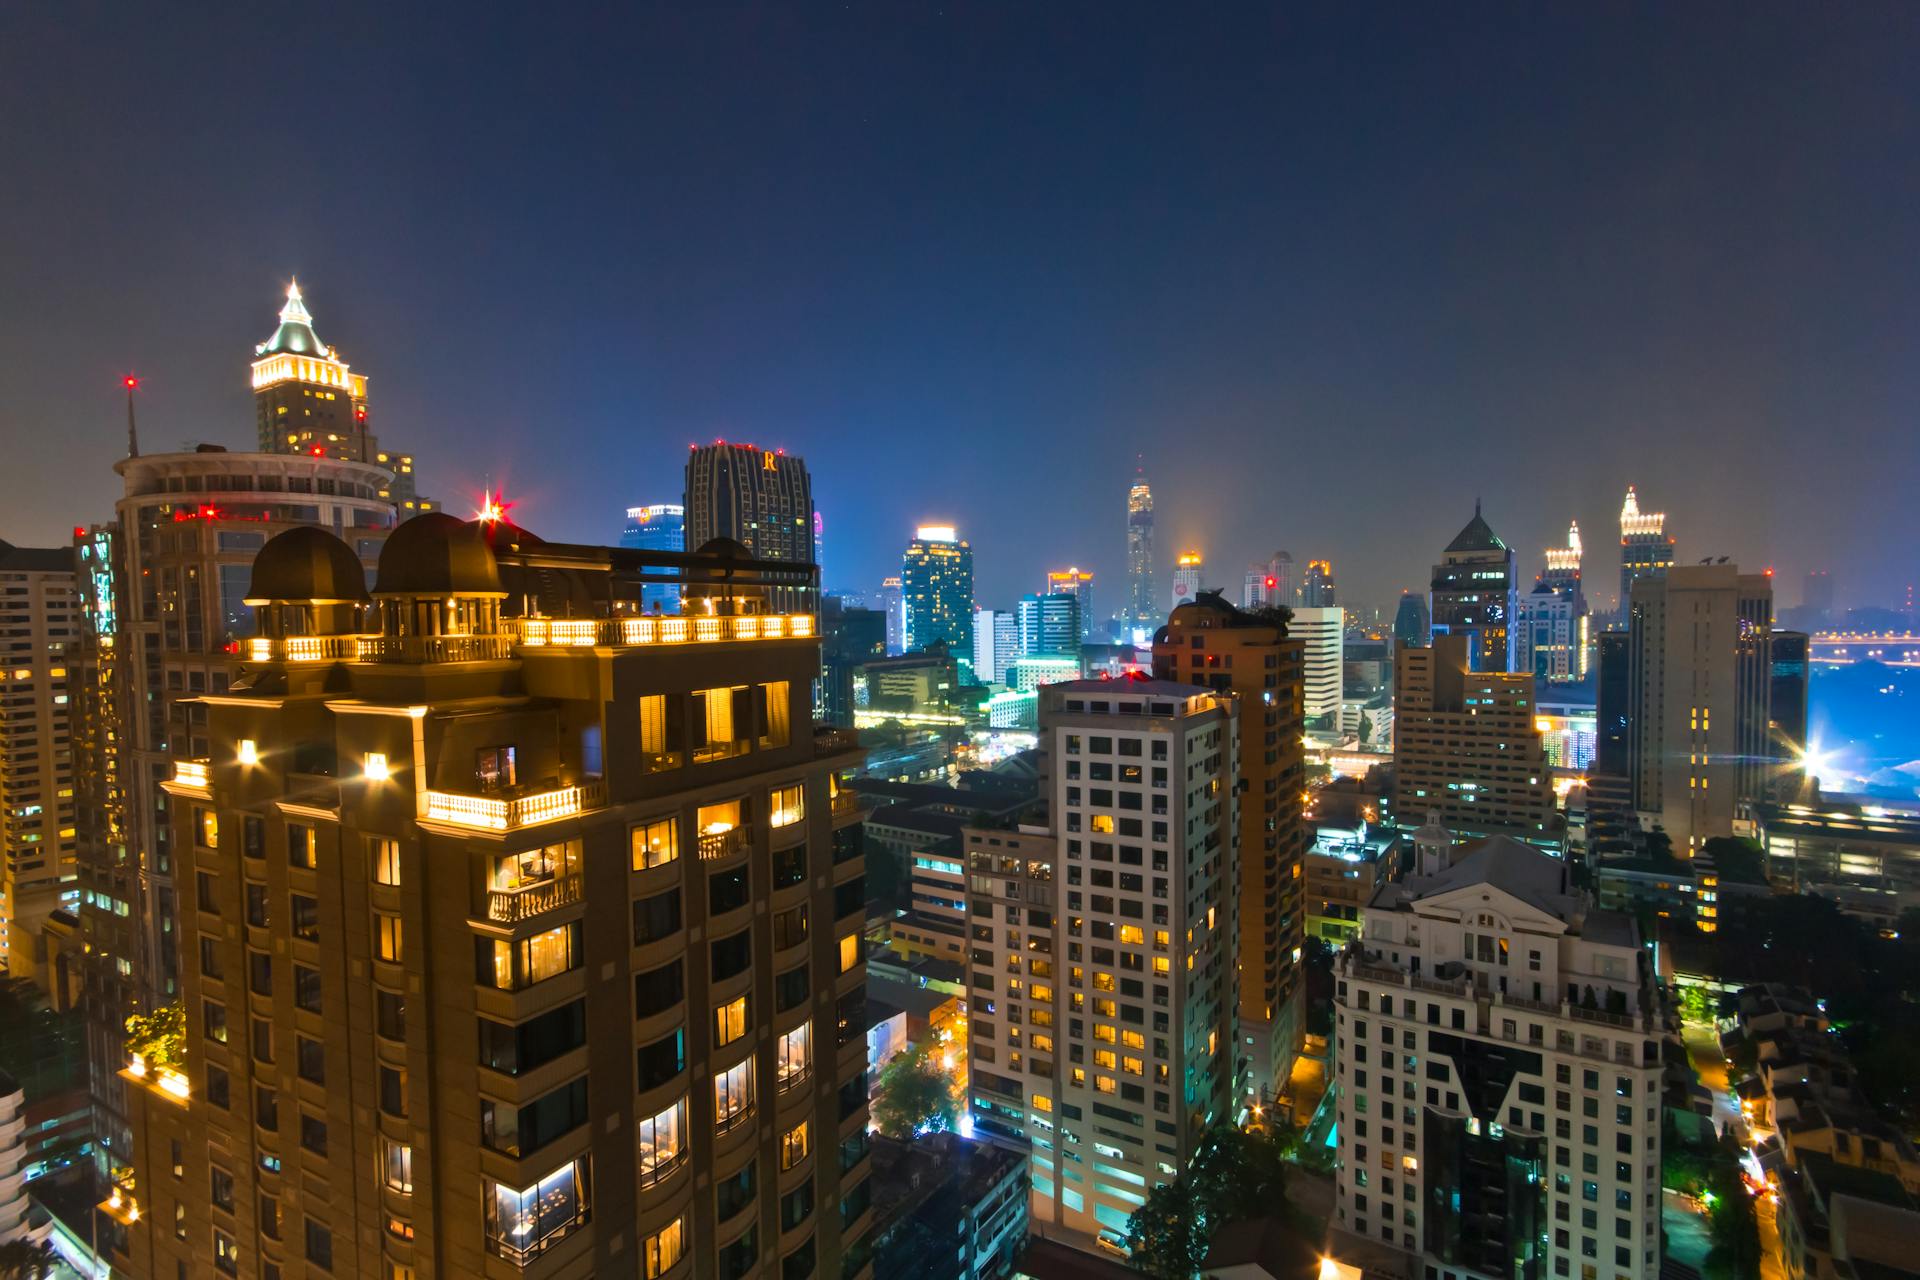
[{"left": 2, "top": 3, "right": 1916, "bottom": 615}]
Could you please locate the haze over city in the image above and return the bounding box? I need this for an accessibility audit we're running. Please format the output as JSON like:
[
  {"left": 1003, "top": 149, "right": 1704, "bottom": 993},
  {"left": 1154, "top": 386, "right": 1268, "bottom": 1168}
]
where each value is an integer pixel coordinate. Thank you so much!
[{"left": 3, "top": 4, "right": 1917, "bottom": 611}]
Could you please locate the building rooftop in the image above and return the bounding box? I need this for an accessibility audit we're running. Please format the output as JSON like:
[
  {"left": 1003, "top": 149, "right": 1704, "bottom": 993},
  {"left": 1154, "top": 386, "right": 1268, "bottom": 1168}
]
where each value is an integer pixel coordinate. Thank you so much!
[
  {"left": 1444, "top": 502, "right": 1509, "bottom": 554},
  {"left": 0, "top": 539, "right": 71, "bottom": 574},
  {"left": 1371, "top": 834, "right": 1586, "bottom": 924}
]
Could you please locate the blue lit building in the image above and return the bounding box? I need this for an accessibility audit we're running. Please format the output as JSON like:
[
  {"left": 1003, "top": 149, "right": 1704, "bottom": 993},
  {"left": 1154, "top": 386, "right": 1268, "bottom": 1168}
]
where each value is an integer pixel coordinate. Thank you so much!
[{"left": 619, "top": 503, "right": 684, "bottom": 613}]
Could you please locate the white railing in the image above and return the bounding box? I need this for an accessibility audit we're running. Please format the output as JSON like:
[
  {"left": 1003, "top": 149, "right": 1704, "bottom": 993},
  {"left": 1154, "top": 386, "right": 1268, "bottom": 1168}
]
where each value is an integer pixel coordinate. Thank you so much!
[
  {"left": 507, "top": 613, "right": 815, "bottom": 648},
  {"left": 423, "top": 781, "right": 607, "bottom": 832}
]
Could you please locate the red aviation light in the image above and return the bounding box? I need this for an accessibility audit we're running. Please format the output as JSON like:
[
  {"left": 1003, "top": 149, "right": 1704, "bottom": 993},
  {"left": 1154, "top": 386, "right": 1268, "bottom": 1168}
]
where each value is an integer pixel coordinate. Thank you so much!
[{"left": 123, "top": 375, "right": 140, "bottom": 389}]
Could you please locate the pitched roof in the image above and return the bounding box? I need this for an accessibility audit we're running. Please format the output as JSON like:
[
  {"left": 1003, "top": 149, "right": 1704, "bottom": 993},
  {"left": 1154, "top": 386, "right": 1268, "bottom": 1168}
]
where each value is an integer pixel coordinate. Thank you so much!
[
  {"left": 256, "top": 280, "right": 332, "bottom": 358},
  {"left": 0, "top": 540, "right": 73, "bottom": 574},
  {"left": 1446, "top": 501, "right": 1509, "bottom": 554}
]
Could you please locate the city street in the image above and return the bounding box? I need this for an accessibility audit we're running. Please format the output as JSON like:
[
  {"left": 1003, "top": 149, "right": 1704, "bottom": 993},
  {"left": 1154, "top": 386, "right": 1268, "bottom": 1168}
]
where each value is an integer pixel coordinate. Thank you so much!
[{"left": 1678, "top": 1016, "right": 1785, "bottom": 1280}]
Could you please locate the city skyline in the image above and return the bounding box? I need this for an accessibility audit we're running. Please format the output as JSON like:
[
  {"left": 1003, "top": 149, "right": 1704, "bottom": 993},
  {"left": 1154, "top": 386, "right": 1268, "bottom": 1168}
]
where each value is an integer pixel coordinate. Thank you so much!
[{"left": 2, "top": 7, "right": 1916, "bottom": 611}]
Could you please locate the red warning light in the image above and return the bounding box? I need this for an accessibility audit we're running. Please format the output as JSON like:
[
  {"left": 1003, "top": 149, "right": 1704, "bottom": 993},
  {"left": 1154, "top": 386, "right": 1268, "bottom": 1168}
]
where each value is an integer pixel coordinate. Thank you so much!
[
  {"left": 310, "top": 446, "right": 325, "bottom": 456},
  {"left": 123, "top": 375, "right": 140, "bottom": 389},
  {"left": 1265, "top": 576, "right": 1276, "bottom": 589}
]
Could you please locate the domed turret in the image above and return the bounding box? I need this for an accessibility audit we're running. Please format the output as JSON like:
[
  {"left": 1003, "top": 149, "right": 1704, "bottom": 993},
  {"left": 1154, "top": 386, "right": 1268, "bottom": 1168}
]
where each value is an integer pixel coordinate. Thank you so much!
[
  {"left": 682, "top": 537, "right": 767, "bottom": 615},
  {"left": 245, "top": 527, "right": 369, "bottom": 639},
  {"left": 374, "top": 513, "right": 503, "bottom": 598}
]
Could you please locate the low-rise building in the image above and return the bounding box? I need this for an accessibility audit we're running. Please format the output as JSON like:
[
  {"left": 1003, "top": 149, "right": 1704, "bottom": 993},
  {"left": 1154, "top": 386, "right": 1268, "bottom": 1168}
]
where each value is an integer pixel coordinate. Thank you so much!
[
  {"left": 871, "top": 1131, "right": 1029, "bottom": 1280},
  {"left": 1776, "top": 1151, "right": 1920, "bottom": 1280},
  {"left": 1756, "top": 801, "right": 1920, "bottom": 929},
  {"left": 1304, "top": 820, "right": 1402, "bottom": 943}
]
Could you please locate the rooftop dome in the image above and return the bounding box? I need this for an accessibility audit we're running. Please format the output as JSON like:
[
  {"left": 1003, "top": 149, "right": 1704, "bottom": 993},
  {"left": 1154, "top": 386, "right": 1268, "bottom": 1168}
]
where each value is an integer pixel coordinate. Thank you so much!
[
  {"left": 374, "top": 512, "right": 503, "bottom": 597},
  {"left": 255, "top": 280, "right": 332, "bottom": 359},
  {"left": 245, "top": 527, "right": 370, "bottom": 605},
  {"left": 468, "top": 516, "right": 545, "bottom": 553},
  {"left": 694, "top": 536, "right": 752, "bottom": 560}
]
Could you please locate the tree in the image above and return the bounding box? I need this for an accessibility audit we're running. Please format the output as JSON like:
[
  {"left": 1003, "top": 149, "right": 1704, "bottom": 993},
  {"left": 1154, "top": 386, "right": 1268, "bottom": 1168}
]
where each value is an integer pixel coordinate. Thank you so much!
[
  {"left": 1125, "top": 1123, "right": 1295, "bottom": 1275},
  {"left": 1700, "top": 836, "right": 1767, "bottom": 886},
  {"left": 0, "top": 1241, "right": 59, "bottom": 1280},
  {"left": 868, "top": 1041, "right": 959, "bottom": 1138},
  {"left": 1125, "top": 1178, "right": 1208, "bottom": 1279}
]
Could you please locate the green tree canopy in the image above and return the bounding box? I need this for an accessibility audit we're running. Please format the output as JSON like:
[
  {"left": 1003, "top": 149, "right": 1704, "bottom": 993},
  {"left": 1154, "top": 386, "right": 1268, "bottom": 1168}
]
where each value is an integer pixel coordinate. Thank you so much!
[{"left": 868, "top": 1041, "right": 959, "bottom": 1138}]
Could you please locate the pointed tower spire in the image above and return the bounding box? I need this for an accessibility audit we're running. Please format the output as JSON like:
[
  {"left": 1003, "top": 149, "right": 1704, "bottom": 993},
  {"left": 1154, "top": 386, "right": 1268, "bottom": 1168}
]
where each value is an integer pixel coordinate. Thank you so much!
[{"left": 279, "top": 278, "right": 313, "bottom": 327}]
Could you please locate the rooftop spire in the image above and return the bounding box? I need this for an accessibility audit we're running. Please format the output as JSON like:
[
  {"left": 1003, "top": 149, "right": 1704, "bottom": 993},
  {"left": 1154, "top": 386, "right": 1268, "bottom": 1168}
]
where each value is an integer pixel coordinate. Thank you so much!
[{"left": 279, "top": 279, "right": 313, "bottom": 327}]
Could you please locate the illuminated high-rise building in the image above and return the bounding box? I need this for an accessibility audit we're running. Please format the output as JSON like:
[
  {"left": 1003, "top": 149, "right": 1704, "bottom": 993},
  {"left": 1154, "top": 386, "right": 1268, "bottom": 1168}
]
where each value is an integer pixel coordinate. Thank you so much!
[
  {"left": 0, "top": 539, "right": 79, "bottom": 988},
  {"left": 251, "top": 281, "right": 435, "bottom": 515},
  {"left": 619, "top": 503, "right": 686, "bottom": 614},
  {"left": 1617, "top": 486, "right": 1675, "bottom": 614},
  {"left": 1152, "top": 594, "right": 1307, "bottom": 1104},
  {"left": 1292, "top": 606, "right": 1345, "bottom": 726},
  {"left": 1268, "top": 551, "right": 1295, "bottom": 608},
  {"left": 1043, "top": 567, "right": 1095, "bottom": 641},
  {"left": 1393, "top": 591, "right": 1430, "bottom": 650},
  {"left": 1300, "top": 559, "right": 1336, "bottom": 608},
  {"left": 1016, "top": 592, "right": 1079, "bottom": 660},
  {"left": 1430, "top": 502, "right": 1518, "bottom": 673},
  {"left": 1171, "top": 551, "right": 1203, "bottom": 612},
  {"left": 901, "top": 526, "right": 974, "bottom": 668},
  {"left": 972, "top": 609, "right": 1019, "bottom": 685},
  {"left": 1126, "top": 469, "right": 1156, "bottom": 625},
  {"left": 71, "top": 448, "right": 395, "bottom": 1220},
  {"left": 1518, "top": 521, "right": 1589, "bottom": 683},
  {"left": 685, "top": 441, "right": 816, "bottom": 593},
  {"left": 118, "top": 516, "right": 870, "bottom": 1280},
  {"left": 877, "top": 577, "right": 905, "bottom": 656}
]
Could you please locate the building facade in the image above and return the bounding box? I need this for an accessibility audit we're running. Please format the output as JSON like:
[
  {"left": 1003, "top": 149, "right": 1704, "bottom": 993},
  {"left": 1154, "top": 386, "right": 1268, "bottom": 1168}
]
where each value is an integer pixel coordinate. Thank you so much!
[
  {"left": 1391, "top": 634, "right": 1556, "bottom": 844},
  {"left": 1153, "top": 596, "right": 1308, "bottom": 1105},
  {"left": 972, "top": 610, "right": 1019, "bottom": 687},
  {"left": 1517, "top": 584, "right": 1585, "bottom": 685},
  {"left": 1332, "top": 828, "right": 1664, "bottom": 1280},
  {"left": 1627, "top": 564, "right": 1774, "bottom": 851},
  {"left": 966, "top": 680, "right": 1239, "bottom": 1253},
  {"left": 1616, "top": 488, "right": 1674, "bottom": 618},
  {"left": 1300, "top": 560, "right": 1336, "bottom": 608},
  {"left": 1017, "top": 593, "right": 1079, "bottom": 661},
  {"left": 74, "top": 449, "right": 396, "bottom": 1207},
  {"left": 0, "top": 539, "right": 79, "bottom": 984},
  {"left": 1393, "top": 592, "right": 1430, "bottom": 651},
  {"left": 1292, "top": 606, "right": 1344, "bottom": 728},
  {"left": 684, "top": 444, "right": 816, "bottom": 607},
  {"left": 1044, "top": 569, "right": 1095, "bottom": 642},
  {"left": 1430, "top": 504, "right": 1518, "bottom": 674},
  {"left": 117, "top": 515, "right": 874, "bottom": 1280},
  {"left": 1171, "top": 553, "right": 1203, "bottom": 613},
  {"left": 618, "top": 504, "right": 686, "bottom": 615},
  {"left": 901, "top": 528, "right": 974, "bottom": 670},
  {"left": 1126, "top": 472, "right": 1155, "bottom": 627}
]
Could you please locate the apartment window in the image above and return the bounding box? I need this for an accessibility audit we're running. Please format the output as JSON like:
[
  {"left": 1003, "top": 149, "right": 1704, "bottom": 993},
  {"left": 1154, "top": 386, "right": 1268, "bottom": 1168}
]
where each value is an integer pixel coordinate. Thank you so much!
[
  {"left": 290, "top": 893, "right": 318, "bottom": 940},
  {"left": 371, "top": 838, "right": 401, "bottom": 886},
  {"left": 379, "top": 1066, "right": 406, "bottom": 1119},
  {"left": 475, "top": 745, "right": 517, "bottom": 792},
  {"left": 631, "top": 816, "right": 679, "bottom": 870},
  {"left": 195, "top": 807, "right": 218, "bottom": 849},
  {"left": 781, "top": 1181, "right": 815, "bottom": 1232},
  {"left": 288, "top": 824, "right": 315, "bottom": 869},
  {"left": 483, "top": 1158, "right": 589, "bottom": 1263},
  {"left": 634, "top": 887, "right": 682, "bottom": 946},
  {"left": 776, "top": 964, "right": 810, "bottom": 1012},
  {"left": 211, "top": 1165, "right": 235, "bottom": 1212},
  {"left": 375, "top": 912, "right": 403, "bottom": 962},
  {"left": 242, "top": 815, "right": 264, "bottom": 860},
  {"left": 693, "top": 686, "right": 751, "bottom": 761},
  {"left": 838, "top": 933, "right": 859, "bottom": 974},
  {"left": 203, "top": 1000, "right": 229, "bottom": 1044},
  {"left": 302, "top": 1217, "right": 334, "bottom": 1271},
  {"left": 642, "top": 1216, "right": 686, "bottom": 1279},
  {"left": 637, "top": 1028, "right": 687, "bottom": 1090},
  {"left": 382, "top": 1137, "right": 413, "bottom": 1193},
  {"left": 712, "top": 930, "right": 752, "bottom": 980},
  {"left": 478, "top": 1000, "right": 588, "bottom": 1076},
  {"left": 777, "top": 1022, "right": 811, "bottom": 1090},
  {"left": 245, "top": 884, "right": 269, "bottom": 928},
  {"left": 258, "top": 1193, "right": 279, "bottom": 1240},
  {"left": 293, "top": 964, "right": 322, "bottom": 1013},
  {"left": 714, "top": 1058, "right": 755, "bottom": 1133},
  {"left": 637, "top": 1096, "right": 688, "bottom": 1187},
  {"left": 296, "top": 1036, "right": 325, "bottom": 1085},
  {"left": 773, "top": 904, "right": 808, "bottom": 950},
  {"left": 770, "top": 782, "right": 804, "bottom": 827},
  {"left": 773, "top": 842, "right": 807, "bottom": 889},
  {"left": 255, "top": 1086, "right": 278, "bottom": 1132},
  {"left": 715, "top": 995, "right": 749, "bottom": 1047},
  {"left": 638, "top": 694, "right": 684, "bottom": 772},
  {"left": 206, "top": 1065, "right": 230, "bottom": 1109},
  {"left": 299, "top": 1113, "right": 327, "bottom": 1156},
  {"left": 376, "top": 990, "right": 405, "bottom": 1040},
  {"left": 781, "top": 1119, "right": 811, "bottom": 1170},
  {"left": 479, "top": 922, "right": 582, "bottom": 991},
  {"left": 759, "top": 681, "right": 792, "bottom": 749},
  {"left": 635, "top": 960, "right": 685, "bottom": 1018},
  {"left": 710, "top": 865, "right": 751, "bottom": 916},
  {"left": 716, "top": 1158, "right": 757, "bottom": 1221},
  {"left": 214, "top": 1228, "right": 239, "bottom": 1275}
]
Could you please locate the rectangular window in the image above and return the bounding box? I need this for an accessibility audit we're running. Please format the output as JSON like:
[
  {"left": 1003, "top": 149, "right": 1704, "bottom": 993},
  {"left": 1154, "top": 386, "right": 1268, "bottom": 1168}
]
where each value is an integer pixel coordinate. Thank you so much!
[
  {"left": 371, "top": 838, "right": 401, "bottom": 886},
  {"left": 479, "top": 922, "right": 583, "bottom": 991},
  {"left": 709, "top": 866, "right": 751, "bottom": 916},
  {"left": 631, "top": 817, "right": 679, "bottom": 870},
  {"left": 304, "top": 1219, "right": 333, "bottom": 1271},
  {"left": 478, "top": 1000, "right": 587, "bottom": 1076},
  {"left": 770, "top": 782, "right": 804, "bottom": 827},
  {"left": 195, "top": 807, "right": 218, "bottom": 849},
  {"left": 643, "top": 1216, "right": 685, "bottom": 1279},
  {"left": 715, "top": 995, "right": 749, "bottom": 1047},
  {"left": 635, "top": 960, "right": 685, "bottom": 1017},
  {"left": 776, "top": 1021, "right": 811, "bottom": 1090},
  {"left": 716, "top": 1159, "right": 757, "bottom": 1222},
  {"left": 482, "top": 1076, "right": 589, "bottom": 1159},
  {"left": 838, "top": 933, "right": 860, "bottom": 974},
  {"left": 483, "top": 1158, "right": 589, "bottom": 1263},
  {"left": 782, "top": 1119, "right": 811, "bottom": 1171},
  {"left": 203, "top": 1000, "right": 229, "bottom": 1044},
  {"left": 297, "top": 1036, "right": 325, "bottom": 1085},
  {"left": 382, "top": 1137, "right": 413, "bottom": 1193},
  {"left": 633, "top": 888, "right": 682, "bottom": 946},
  {"left": 294, "top": 964, "right": 322, "bottom": 1013},
  {"left": 759, "top": 681, "right": 791, "bottom": 749},
  {"left": 637, "top": 1096, "right": 688, "bottom": 1188},
  {"left": 637, "top": 1027, "right": 686, "bottom": 1090},
  {"left": 714, "top": 1058, "right": 755, "bottom": 1133},
  {"left": 639, "top": 695, "right": 684, "bottom": 771},
  {"left": 712, "top": 930, "right": 752, "bottom": 980},
  {"left": 475, "top": 745, "right": 517, "bottom": 792},
  {"left": 288, "top": 824, "right": 315, "bottom": 869},
  {"left": 376, "top": 990, "right": 405, "bottom": 1040},
  {"left": 375, "top": 912, "right": 403, "bottom": 962},
  {"left": 290, "top": 893, "right": 318, "bottom": 940}
]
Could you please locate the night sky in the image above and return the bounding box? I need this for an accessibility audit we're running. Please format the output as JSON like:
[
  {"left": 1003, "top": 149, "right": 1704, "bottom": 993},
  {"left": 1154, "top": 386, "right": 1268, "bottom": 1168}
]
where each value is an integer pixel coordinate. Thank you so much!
[{"left": 2, "top": 4, "right": 1916, "bottom": 616}]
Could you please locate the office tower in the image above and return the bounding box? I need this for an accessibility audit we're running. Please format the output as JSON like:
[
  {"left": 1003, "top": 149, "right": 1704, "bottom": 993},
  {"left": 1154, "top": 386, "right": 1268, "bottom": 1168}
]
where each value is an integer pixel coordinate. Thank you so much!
[
  {"left": 820, "top": 599, "right": 888, "bottom": 727},
  {"left": 250, "top": 282, "right": 434, "bottom": 514},
  {"left": 814, "top": 511, "right": 825, "bottom": 584},
  {"left": 1017, "top": 593, "right": 1079, "bottom": 660},
  {"left": 1269, "top": 552, "right": 1296, "bottom": 609},
  {"left": 1768, "top": 631, "right": 1811, "bottom": 787},
  {"left": 1520, "top": 520, "right": 1590, "bottom": 684},
  {"left": 1617, "top": 486, "right": 1674, "bottom": 614},
  {"left": 877, "top": 577, "right": 905, "bottom": 656},
  {"left": 1241, "top": 569, "right": 1271, "bottom": 610},
  {"left": 684, "top": 443, "right": 817, "bottom": 611},
  {"left": 0, "top": 539, "right": 79, "bottom": 985},
  {"left": 1152, "top": 595, "right": 1307, "bottom": 1104},
  {"left": 1044, "top": 568, "right": 1095, "bottom": 641},
  {"left": 966, "top": 679, "right": 1239, "bottom": 1249},
  {"left": 1430, "top": 503, "right": 1518, "bottom": 673},
  {"left": 1392, "top": 634, "right": 1556, "bottom": 843},
  {"left": 1300, "top": 559, "right": 1336, "bottom": 608},
  {"left": 1171, "top": 552, "right": 1203, "bottom": 612},
  {"left": 71, "top": 448, "right": 395, "bottom": 1206},
  {"left": 1126, "top": 470, "right": 1156, "bottom": 625},
  {"left": 619, "top": 503, "right": 686, "bottom": 614},
  {"left": 119, "top": 515, "right": 871, "bottom": 1280},
  {"left": 1543, "top": 520, "right": 1584, "bottom": 602},
  {"left": 901, "top": 526, "right": 974, "bottom": 667},
  {"left": 1292, "top": 606, "right": 1344, "bottom": 727},
  {"left": 972, "top": 609, "right": 1019, "bottom": 685},
  {"left": 1332, "top": 823, "right": 1663, "bottom": 1279},
  {"left": 1628, "top": 565, "right": 1775, "bottom": 851},
  {"left": 1594, "top": 633, "right": 1632, "bottom": 778},
  {"left": 1392, "top": 592, "right": 1430, "bottom": 650}
]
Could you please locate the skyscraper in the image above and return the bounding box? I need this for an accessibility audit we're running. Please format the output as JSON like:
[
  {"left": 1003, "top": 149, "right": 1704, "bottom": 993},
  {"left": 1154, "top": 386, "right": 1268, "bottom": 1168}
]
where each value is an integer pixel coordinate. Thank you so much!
[
  {"left": 1617, "top": 486, "right": 1674, "bottom": 614},
  {"left": 1016, "top": 592, "right": 1079, "bottom": 659},
  {"left": 876, "top": 577, "right": 905, "bottom": 656},
  {"left": 1269, "top": 551, "right": 1295, "bottom": 608},
  {"left": 1392, "top": 633, "right": 1556, "bottom": 842},
  {"left": 972, "top": 608, "right": 1019, "bottom": 685},
  {"left": 1628, "top": 564, "right": 1774, "bottom": 851},
  {"left": 901, "top": 526, "right": 974, "bottom": 667},
  {"left": 619, "top": 503, "right": 686, "bottom": 613},
  {"left": 1171, "top": 551, "right": 1203, "bottom": 612},
  {"left": 73, "top": 447, "right": 395, "bottom": 1220},
  {"left": 0, "top": 539, "right": 78, "bottom": 987},
  {"left": 1292, "top": 605, "right": 1345, "bottom": 727},
  {"left": 1152, "top": 595, "right": 1307, "bottom": 1103},
  {"left": 251, "top": 281, "right": 434, "bottom": 514},
  {"left": 1392, "top": 591, "right": 1430, "bottom": 650},
  {"left": 966, "top": 679, "right": 1238, "bottom": 1246},
  {"left": 1430, "top": 502, "right": 1518, "bottom": 673},
  {"left": 1332, "top": 822, "right": 1663, "bottom": 1279},
  {"left": 1300, "top": 559, "right": 1336, "bottom": 607},
  {"left": 1126, "top": 470, "right": 1155, "bottom": 625},
  {"left": 1519, "top": 524, "right": 1587, "bottom": 683},
  {"left": 119, "top": 516, "right": 872, "bottom": 1280},
  {"left": 684, "top": 443, "right": 816, "bottom": 608},
  {"left": 1043, "top": 567, "right": 1095, "bottom": 640},
  {"left": 1767, "top": 630, "right": 1812, "bottom": 796}
]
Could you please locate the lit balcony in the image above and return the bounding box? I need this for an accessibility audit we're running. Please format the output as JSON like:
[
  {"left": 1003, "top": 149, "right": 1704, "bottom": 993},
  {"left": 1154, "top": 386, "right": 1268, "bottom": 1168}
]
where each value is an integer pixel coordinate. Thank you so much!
[
  {"left": 165, "top": 759, "right": 211, "bottom": 796},
  {"left": 245, "top": 634, "right": 361, "bottom": 663},
  {"left": 422, "top": 780, "right": 606, "bottom": 833},
  {"left": 698, "top": 824, "right": 751, "bottom": 861},
  {"left": 505, "top": 612, "right": 816, "bottom": 648},
  {"left": 360, "top": 634, "right": 515, "bottom": 663},
  {"left": 487, "top": 873, "right": 583, "bottom": 923}
]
